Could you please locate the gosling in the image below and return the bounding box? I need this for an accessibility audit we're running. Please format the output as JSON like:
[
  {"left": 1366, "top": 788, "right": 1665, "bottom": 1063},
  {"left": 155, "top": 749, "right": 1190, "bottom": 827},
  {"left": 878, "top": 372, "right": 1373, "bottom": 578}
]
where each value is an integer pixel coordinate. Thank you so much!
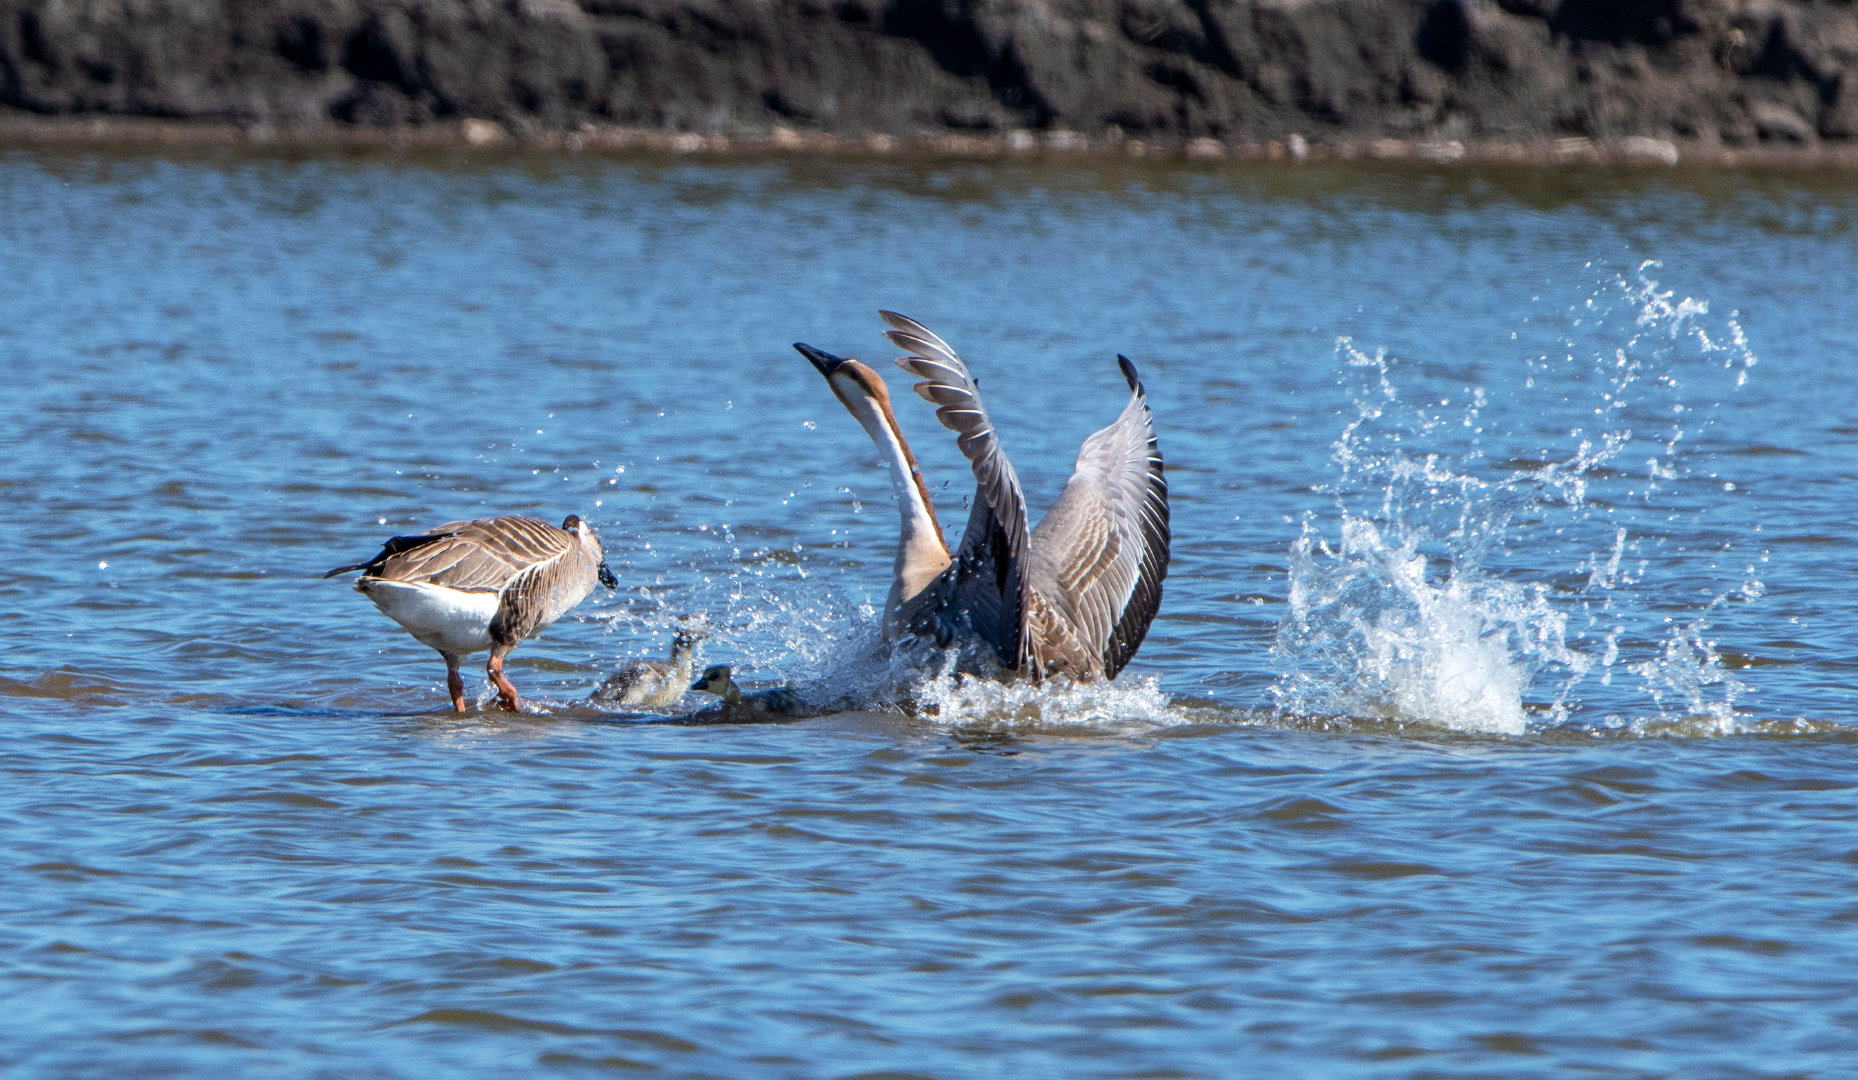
[
  {"left": 590, "top": 623, "right": 706, "bottom": 709},
  {"left": 688, "top": 664, "right": 804, "bottom": 716}
]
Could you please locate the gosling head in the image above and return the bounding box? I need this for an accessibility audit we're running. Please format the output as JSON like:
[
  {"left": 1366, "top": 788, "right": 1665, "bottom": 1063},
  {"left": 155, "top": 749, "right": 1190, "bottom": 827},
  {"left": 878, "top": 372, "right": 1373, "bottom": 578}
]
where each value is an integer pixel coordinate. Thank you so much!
[
  {"left": 671, "top": 614, "right": 710, "bottom": 652},
  {"left": 690, "top": 664, "right": 736, "bottom": 697}
]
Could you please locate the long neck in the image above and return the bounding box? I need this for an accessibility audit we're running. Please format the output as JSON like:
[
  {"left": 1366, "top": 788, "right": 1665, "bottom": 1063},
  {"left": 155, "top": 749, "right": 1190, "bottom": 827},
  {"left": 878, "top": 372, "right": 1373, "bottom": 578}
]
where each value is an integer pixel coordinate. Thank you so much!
[{"left": 841, "top": 386, "right": 952, "bottom": 638}]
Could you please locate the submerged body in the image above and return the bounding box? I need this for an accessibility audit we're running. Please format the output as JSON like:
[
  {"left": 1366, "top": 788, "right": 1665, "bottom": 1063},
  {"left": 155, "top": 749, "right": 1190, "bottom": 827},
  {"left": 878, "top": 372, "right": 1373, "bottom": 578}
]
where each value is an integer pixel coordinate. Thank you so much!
[
  {"left": 794, "top": 312, "right": 1169, "bottom": 682},
  {"left": 689, "top": 664, "right": 805, "bottom": 716},
  {"left": 327, "top": 515, "right": 615, "bottom": 711}
]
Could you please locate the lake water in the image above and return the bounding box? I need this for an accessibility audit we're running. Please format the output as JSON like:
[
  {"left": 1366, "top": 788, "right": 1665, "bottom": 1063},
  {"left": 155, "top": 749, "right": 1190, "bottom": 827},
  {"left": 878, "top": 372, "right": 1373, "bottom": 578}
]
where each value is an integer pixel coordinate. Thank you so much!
[{"left": 3, "top": 147, "right": 1857, "bottom": 1076}]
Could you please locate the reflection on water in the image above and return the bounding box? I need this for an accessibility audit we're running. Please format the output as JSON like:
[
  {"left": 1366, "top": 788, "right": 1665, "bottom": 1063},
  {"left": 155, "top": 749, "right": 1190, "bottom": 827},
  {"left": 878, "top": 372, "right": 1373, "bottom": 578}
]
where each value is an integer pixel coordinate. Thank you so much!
[{"left": 3, "top": 147, "right": 1858, "bottom": 1077}]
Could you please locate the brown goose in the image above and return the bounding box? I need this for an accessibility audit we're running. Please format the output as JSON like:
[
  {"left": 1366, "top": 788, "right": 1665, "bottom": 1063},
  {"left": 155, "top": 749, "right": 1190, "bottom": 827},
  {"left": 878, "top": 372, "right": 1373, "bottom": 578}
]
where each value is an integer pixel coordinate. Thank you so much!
[
  {"left": 793, "top": 312, "right": 1169, "bottom": 682},
  {"left": 325, "top": 515, "right": 616, "bottom": 712}
]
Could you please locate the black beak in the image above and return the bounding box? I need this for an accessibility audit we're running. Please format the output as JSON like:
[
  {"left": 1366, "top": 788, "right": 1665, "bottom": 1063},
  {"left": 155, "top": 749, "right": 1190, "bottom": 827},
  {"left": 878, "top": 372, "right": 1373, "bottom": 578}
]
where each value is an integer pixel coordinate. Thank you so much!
[
  {"left": 793, "top": 342, "right": 846, "bottom": 378},
  {"left": 689, "top": 676, "right": 706, "bottom": 691},
  {"left": 598, "top": 563, "right": 617, "bottom": 589}
]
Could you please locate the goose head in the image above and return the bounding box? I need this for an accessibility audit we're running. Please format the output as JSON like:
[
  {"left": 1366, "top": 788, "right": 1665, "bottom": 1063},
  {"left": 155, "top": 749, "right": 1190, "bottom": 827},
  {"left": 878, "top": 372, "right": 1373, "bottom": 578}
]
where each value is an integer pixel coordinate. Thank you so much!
[
  {"left": 795, "top": 342, "right": 951, "bottom": 539},
  {"left": 563, "top": 514, "right": 618, "bottom": 589},
  {"left": 794, "top": 343, "right": 895, "bottom": 422},
  {"left": 793, "top": 340, "right": 953, "bottom": 637},
  {"left": 794, "top": 341, "right": 943, "bottom": 529}
]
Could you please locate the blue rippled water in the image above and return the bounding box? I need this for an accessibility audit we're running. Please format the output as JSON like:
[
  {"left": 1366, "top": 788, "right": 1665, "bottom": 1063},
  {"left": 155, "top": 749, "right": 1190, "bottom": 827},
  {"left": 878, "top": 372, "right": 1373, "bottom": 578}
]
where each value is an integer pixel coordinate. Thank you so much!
[{"left": 3, "top": 148, "right": 1857, "bottom": 1076}]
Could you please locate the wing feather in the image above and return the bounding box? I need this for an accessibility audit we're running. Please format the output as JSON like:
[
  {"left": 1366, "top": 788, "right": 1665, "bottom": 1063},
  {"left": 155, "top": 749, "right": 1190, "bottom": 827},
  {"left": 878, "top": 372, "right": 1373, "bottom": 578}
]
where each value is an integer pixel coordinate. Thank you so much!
[
  {"left": 345, "top": 517, "right": 576, "bottom": 594},
  {"left": 490, "top": 557, "right": 559, "bottom": 646},
  {"left": 882, "top": 311, "right": 1031, "bottom": 669},
  {"left": 1027, "top": 356, "right": 1169, "bottom": 679}
]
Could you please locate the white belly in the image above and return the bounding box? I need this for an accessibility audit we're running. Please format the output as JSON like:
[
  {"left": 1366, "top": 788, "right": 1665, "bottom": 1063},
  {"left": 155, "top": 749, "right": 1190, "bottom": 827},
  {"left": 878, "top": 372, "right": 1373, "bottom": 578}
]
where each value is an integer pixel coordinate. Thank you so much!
[{"left": 358, "top": 579, "right": 499, "bottom": 659}]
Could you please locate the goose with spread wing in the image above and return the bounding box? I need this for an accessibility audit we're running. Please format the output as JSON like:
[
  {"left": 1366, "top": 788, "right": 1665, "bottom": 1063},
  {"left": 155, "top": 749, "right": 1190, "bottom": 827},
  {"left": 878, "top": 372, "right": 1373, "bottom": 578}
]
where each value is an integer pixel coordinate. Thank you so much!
[
  {"left": 326, "top": 515, "right": 616, "bottom": 711},
  {"left": 793, "top": 312, "right": 1168, "bottom": 681}
]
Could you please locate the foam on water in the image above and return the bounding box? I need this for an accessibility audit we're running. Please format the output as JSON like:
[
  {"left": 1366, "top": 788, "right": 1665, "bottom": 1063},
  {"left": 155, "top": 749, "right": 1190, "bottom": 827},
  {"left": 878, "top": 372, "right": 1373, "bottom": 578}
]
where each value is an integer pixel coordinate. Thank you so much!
[
  {"left": 1275, "top": 263, "right": 1764, "bottom": 736},
  {"left": 776, "top": 624, "right": 1191, "bottom": 736},
  {"left": 908, "top": 664, "right": 1186, "bottom": 736}
]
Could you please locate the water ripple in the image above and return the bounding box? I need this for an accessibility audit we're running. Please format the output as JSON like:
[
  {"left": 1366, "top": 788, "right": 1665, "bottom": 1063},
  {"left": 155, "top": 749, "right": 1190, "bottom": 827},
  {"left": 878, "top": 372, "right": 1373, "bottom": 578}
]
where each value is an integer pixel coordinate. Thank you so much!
[{"left": 3, "top": 150, "right": 1857, "bottom": 1077}]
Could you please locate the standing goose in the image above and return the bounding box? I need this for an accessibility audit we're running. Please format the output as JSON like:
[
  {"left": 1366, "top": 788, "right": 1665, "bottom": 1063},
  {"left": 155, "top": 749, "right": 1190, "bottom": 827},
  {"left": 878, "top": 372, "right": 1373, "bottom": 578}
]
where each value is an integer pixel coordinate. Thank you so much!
[
  {"left": 793, "top": 312, "right": 1169, "bottom": 682},
  {"left": 326, "top": 515, "right": 616, "bottom": 712}
]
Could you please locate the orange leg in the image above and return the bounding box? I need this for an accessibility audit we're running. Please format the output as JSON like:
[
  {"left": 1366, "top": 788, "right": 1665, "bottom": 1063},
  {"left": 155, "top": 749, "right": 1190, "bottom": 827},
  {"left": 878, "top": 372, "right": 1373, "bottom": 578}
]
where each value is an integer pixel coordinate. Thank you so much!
[
  {"left": 444, "top": 653, "right": 468, "bottom": 713},
  {"left": 487, "top": 651, "right": 522, "bottom": 712}
]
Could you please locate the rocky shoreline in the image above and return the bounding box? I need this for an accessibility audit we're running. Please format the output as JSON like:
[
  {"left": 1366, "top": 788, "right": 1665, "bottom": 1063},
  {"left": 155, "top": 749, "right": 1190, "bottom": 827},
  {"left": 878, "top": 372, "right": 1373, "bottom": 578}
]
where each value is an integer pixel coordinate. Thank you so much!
[
  {"left": 12, "top": 112, "right": 1858, "bottom": 169},
  {"left": 4, "top": 1, "right": 1857, "bottom": 166}
]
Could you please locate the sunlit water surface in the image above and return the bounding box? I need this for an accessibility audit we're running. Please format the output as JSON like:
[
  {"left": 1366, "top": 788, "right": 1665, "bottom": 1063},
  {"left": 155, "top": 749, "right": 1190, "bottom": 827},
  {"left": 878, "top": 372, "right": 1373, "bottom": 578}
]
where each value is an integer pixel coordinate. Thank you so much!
[{"left": 3, "top": 149, "right": 1857, "bottom": 1076}]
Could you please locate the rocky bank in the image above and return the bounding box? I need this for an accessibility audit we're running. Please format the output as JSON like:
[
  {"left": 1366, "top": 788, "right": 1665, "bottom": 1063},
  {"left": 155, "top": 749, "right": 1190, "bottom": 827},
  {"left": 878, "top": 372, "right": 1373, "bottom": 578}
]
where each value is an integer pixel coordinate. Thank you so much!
[{"left": 3, "top": 0, "right": 1857, "bottom": 156}]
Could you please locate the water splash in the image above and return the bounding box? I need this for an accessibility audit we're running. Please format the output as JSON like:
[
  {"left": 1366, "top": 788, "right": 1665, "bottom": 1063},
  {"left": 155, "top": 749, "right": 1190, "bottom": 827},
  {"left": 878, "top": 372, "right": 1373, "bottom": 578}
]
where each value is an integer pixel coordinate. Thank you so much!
[
  {"left": 1278, "top": 515, "right": 1581, "bottom": 735},
  {"left": 1275, "top": 263, "right": 1762, "bottom": 735},
  {"left": 584, "top": 502, "right": 1195, "bottom": 732},
  {"left": 909, "top": 663, "right": 1187, "bottom": 736},
  {"left": 770, "top": 628, "right": 1192, "bottom": 736}
]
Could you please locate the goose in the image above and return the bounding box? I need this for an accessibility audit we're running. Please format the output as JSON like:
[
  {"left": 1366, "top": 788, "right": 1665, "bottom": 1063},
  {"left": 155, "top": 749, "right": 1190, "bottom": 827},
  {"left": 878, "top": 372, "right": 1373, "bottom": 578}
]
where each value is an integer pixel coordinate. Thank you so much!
[
  {"left": 589, "top": 618, "right": 708, "bottom": 709},
  {"left": 325, "top": 515, "right": 616, "bottom": 712},
  {"left": 792, "top": 312, "right": 1168, "bottom": 682},
  {"left": 688, "top": 664, "right": 804, "bottom": 716}
]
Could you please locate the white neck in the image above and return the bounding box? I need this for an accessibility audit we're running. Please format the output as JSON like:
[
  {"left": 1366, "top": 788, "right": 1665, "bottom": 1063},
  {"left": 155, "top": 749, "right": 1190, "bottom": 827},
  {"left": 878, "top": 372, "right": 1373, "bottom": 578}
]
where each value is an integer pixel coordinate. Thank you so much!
[{"left": 840, "top": 384, "right": 951, "bottom": 638}]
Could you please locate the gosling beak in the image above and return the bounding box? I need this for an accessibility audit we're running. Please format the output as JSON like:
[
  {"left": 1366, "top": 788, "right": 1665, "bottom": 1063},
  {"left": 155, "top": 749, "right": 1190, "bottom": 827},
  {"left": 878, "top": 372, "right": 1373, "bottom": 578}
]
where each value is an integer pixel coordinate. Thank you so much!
[
  {"left": 689, "top": 675, "right": 707, "bottom": 691},
  {"left": 598, "top": 563, "right": 617, "bottom": 589},
  {"left": 793, "top": 342, "right": 846, "bottom": 378}
]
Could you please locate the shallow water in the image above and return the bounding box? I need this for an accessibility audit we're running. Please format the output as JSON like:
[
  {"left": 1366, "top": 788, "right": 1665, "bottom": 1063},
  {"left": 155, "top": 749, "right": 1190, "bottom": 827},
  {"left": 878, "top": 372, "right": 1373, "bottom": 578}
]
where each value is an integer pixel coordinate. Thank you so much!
[{"left": 3, "top": 148, "right": 1857, "bottom": 1076}]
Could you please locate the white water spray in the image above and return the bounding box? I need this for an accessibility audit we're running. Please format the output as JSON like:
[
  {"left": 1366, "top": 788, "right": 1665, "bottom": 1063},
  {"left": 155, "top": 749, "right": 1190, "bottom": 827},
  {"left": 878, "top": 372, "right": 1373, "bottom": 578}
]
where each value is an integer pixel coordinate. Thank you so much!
[{"left": 1275, "top": 264, "right": 1762, "bottom": 735}]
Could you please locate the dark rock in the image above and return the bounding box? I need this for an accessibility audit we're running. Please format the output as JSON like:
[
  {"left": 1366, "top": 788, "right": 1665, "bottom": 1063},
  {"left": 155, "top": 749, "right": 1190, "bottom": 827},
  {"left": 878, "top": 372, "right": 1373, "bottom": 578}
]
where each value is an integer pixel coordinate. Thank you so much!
[
  {"left": 0, "top": 0, "right": 1856, "bottom": 147},
  {"left": 1752, "top": 98, "right": 1815, "bottom": 141},
  {"left": 1824, "top": 69, "right": 1858, "bottom": 137}
]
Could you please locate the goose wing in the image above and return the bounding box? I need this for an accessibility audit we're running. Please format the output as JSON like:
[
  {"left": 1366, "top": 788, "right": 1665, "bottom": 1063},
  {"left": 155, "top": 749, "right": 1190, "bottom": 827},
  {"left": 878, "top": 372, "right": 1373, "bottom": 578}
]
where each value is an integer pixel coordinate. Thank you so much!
[
  {"left": 488, "top": 552, "right": 573, "bottom": 646},
  {"left": 331, "top": 517, "right": 575, "bottom": 593},
  {"left": 883, "top": 311, "right": 1030, "bottom": 669},
  {"left": 323, "top": 529, "right": 461, "bottom": 579},
  {"left": 1026, "top": 356, "right": 1169, "bottom": 679}
]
